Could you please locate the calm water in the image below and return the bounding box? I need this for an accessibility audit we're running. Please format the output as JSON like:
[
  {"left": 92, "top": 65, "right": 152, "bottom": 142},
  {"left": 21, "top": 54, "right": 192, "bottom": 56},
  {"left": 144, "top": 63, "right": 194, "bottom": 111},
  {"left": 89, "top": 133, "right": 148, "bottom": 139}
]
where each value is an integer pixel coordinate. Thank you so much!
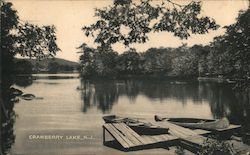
[
  {"left": 6, "top": 74, "right": 250, "bottom": 154},
  {"left": 14, "top": 74, "right": 250, "bottom": 119}
]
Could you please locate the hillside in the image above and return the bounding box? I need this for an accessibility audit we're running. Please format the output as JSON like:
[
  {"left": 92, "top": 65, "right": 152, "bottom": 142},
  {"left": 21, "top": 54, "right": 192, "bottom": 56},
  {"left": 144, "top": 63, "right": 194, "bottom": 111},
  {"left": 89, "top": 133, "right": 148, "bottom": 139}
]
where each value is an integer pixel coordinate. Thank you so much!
[
  {"left": 15, "top": 58, "right": 79, "bottom": 68},
  {"left": 14, "top": 58, "right": 79, "bottom": 73}
]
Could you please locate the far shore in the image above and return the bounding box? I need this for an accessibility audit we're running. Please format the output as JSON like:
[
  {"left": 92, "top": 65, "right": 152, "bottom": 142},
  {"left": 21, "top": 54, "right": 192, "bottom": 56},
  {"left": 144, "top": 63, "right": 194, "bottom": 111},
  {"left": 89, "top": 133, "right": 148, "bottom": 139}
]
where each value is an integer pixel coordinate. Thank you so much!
[{"left": 15, "top": 73, "right": 241, "bottom": 84}]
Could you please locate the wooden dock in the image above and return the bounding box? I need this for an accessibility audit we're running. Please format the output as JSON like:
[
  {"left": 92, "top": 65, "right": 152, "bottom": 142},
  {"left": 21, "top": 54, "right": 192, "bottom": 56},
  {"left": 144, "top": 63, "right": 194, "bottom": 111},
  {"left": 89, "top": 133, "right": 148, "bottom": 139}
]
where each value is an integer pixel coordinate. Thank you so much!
[
  {"left": 103, "top": 123, "right": 178, "bottom": 150},
  {"left": 103, "top": 120, "right": 242, "bottom": 152}
]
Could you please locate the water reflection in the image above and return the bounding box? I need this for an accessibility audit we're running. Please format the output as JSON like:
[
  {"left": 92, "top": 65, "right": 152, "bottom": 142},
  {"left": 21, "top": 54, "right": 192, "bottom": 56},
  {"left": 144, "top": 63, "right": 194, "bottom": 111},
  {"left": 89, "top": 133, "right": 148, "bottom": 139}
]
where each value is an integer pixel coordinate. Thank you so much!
[
  {"left": 1, "top": 76, "right": 250, "bottom": 154},
  {"left": 31, "top": 73, "right": 79, "bottom": 80},
  {"left": 1, "top": 75, "right": 18, "bottom": 155},
  {"left": 80, "top": 80, "right": 118, "bottom": 113},
  {"left": 79, "top": 79, "right": 209, "bottom": 112},
  {"left": 14, "top": 75, "right": 33, "bottom": 88},
  {"left": 201, "top": 82, "right": 250, "bottom": 125},
  {"left": 79, "top": 79, "right": 250, "bottom": 125}
]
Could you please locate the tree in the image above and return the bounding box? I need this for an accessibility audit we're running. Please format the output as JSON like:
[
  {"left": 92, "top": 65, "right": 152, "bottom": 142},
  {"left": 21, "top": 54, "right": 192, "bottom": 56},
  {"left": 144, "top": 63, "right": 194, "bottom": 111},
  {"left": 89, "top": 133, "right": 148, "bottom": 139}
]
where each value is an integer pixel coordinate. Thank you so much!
[
  {"left": 1, "top": 2, "right": 60, "bottom": 154},
  {"left": 116, "top": 48, "right": 141, "bottom": 74},
  {"left": 191, "top": 45, "right": 210, "bottom": 76},
  {"left": 171, "top": 44, "right": 195, "bottom": 76},
  {"left": 1, "top": 1, "right": 60, "bottom": 74},
  {"left": 82, "top": 0, "right": 219, "bottom": 48},
  {"left": 78, "top": 43, "right": 97, "bottom": 77},
  {"left": 94, "top": 47, "right": 118, "bottom": 77},
  {"left": 224, "top": 9, "right": 249, "bottom": 91},
  {"left": 209, "top": 8, "right": 250, "bottom": 91},
  {"left": 141, "top": 47, "right": 172, "bottom": 75},
  {"left": 78, "top": 43, "right": 119, "bottom": 77}
]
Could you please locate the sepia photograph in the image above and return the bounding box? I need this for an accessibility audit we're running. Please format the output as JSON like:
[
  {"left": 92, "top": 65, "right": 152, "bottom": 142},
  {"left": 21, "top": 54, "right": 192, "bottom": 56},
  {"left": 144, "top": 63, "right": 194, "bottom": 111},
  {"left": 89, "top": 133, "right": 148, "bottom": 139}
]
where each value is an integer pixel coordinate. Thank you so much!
[{"left": 1, "top": 0, "right": 250, "bottom": 154}]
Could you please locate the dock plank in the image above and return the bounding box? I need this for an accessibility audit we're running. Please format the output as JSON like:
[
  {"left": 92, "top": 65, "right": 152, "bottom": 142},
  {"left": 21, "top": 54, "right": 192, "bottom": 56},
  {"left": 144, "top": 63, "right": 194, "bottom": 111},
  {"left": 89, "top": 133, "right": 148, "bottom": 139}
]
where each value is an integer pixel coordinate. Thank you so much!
[
  {"left": 103, "top": 119, "right": 242, "bottom": 152},
  {"left": 103, "top": 124, "right": 130, "bottom": 148},
  {"left": 165, "top": 121, "right": 198, "bottom": 136},
  {"left": 155, "top": 121, "right": 194, "bottom": 138},
  {"left": 141, "top": 136, "right": 156, "bottom": 144},
  {"left": 161, "top": 134, "right": 177, "bottom": 141},
  {"left": 153, "top": 134, "right": 172, "bottom": 142},
  {"left": 168, "top": 127, "right": 190, "bottom": 138},
  {"left": 108, "top": 123, "right": 136, "bottom": 148},
  {"left": 150, "top": 135, "right": 164, "bottom": 142},
  {"left": 182, "top": 135, "right": 207, "bottom": 146},
  {"left": 113, "top": 123, "right": 142, "bottom": 146},
  {"left": 155, "top": 121, "right": 203, "bottom": 138},
  {"left": 154, "top": 122, "right": 185, "bottom": 138},
  {"left": 119, "top": 123, "right": 150, "bottom": 145},
  {"left": 157, "top": 134, "right": 168, "bottom": 141}
]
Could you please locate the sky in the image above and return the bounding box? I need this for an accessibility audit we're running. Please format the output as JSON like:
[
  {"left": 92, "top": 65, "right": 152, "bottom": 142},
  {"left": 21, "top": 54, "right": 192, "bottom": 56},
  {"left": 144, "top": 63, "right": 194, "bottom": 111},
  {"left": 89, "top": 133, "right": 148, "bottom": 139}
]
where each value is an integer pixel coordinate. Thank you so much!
[{"left": 8, "top": 0, "right": 249, "bottom": 62}]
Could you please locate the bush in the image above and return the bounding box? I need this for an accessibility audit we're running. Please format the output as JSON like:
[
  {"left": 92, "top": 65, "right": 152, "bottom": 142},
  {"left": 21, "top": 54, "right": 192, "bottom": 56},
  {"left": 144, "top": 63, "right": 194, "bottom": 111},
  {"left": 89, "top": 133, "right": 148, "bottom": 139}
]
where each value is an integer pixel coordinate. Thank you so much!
[{"left": 198, "top": 138, "right": 237, "bottom": 155}]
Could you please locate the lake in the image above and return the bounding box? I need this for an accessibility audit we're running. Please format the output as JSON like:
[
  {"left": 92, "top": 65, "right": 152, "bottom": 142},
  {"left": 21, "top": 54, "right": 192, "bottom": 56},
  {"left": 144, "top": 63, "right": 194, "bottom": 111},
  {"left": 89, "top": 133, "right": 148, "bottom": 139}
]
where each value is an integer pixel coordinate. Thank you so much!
[{"left": 7, "top": 74, "right": 250, "bottom": 154}]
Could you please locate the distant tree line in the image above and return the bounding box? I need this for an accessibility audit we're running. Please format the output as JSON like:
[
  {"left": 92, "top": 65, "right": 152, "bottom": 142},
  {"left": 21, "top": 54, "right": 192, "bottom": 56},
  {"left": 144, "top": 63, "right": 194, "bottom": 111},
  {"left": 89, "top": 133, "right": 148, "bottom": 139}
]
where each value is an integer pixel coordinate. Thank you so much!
[
  {"left": 79, "top": 7, "right": 250, "bottom": 91},
  {"left": 47, "top": 62, "right": 75, "bottom": 73},
  {"left": 14, "top": 60, "right": 76, "bottom": 74},
  {"left": 79, "top": 36, "right": 248, "bottom": 79},
  {"left": 78, "top": 44, "right": 213, "bottom": 78},
  {"left": 79, "top": 0, "right": 220, "bottom": 78}
]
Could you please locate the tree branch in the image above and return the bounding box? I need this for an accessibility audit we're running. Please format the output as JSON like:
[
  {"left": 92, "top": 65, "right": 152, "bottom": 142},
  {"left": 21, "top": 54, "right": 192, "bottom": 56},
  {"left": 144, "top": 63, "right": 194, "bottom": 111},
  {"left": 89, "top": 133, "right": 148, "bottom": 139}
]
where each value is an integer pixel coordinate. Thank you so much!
[{"left": 165, "top": 0, "right": 185, "bottom": 8}]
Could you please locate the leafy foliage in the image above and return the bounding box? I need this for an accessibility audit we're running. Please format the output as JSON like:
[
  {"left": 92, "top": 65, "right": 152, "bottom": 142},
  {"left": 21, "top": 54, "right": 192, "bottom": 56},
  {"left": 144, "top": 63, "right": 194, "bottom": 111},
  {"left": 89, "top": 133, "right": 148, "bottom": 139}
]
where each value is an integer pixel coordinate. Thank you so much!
[
  {"left": 79, "top": 0, "right": 220, "bottom": 78},
  {"left": 80, "top": 5, "right": 249, "bottom": 92},
  {"left": 78, "top": 43, "right": 118, "bottom": 77},
  {"left": 116, "top": 49, "right": 141, "bottom": 74},
  {"left": 1, "top": 2, "right": 60, "bottom": 154},
  {"left": 208, "top": 8, "right": 250, "bottom": 91},
  {"left": 141, "top": 47, "right": 172, "bottom": 74},
  {"left": 175, "top": 146, "right": 186, "bottom": 155},
  {"left": 79, "top": 44, "right": 207, "bottom": 77},
  {"left": 16, "top": 23, "right": 60, "bottom": 59},
  {"left": 1, "top": 1, "right": 60, "bottom": 74},
  {"left": 95, "top": 50, "right": 118, "bottom": 77},
  {"left": 78, "top": 43, "right": 97, "bottom": 76},
  {"left": 82, "top": 0, "right": 219, "bottom": 47},
  {"left": 198, "top": 138, "right": 238, "bottom": 155}
]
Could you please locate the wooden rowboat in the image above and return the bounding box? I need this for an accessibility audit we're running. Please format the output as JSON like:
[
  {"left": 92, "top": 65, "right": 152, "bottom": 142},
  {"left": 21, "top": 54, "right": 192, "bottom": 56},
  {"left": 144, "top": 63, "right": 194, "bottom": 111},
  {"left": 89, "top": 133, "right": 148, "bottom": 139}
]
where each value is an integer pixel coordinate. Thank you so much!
[
  {"left": 154, "top": 115, "right": 230, "bottom": 130},
  {"left": 103, "top": 115, "right": 169, "bottom": 135}
]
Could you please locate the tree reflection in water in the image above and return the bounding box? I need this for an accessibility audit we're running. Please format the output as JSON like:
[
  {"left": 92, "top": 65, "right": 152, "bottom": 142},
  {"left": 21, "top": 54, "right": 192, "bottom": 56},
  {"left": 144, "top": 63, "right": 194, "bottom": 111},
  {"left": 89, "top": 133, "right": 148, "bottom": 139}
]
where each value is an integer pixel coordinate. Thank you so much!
[
  {"left": 201, "top": 82, "right": 250, "bottom": 125},
  {"left": 80, "top": 79, "right": 119, "bottom": 113},
  {"left": 1, "top": 78, "right": 249, "bottom": 154},
  {"left": 14, "top": 75, "right": 33, "bottom": 88},
  {"left": 80, "top": 79, "right": 250, "bottom": 126},
  {"left": 1, "top": 74, "right": 32, "bottom": 155},
  {"left": 1, "top": 75, "right": 16, "bottom": 155}
]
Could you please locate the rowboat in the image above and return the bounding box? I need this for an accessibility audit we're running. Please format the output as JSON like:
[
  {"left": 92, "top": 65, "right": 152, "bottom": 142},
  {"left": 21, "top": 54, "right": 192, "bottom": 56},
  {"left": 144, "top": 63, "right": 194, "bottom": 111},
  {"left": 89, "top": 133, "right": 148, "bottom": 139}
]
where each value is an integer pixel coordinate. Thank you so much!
[
  {"left": 103, "top": 115, "right": 169, "bottom": 135},
  {"left": 154, "top": 115, "right": 230, "bottom": 130}
]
